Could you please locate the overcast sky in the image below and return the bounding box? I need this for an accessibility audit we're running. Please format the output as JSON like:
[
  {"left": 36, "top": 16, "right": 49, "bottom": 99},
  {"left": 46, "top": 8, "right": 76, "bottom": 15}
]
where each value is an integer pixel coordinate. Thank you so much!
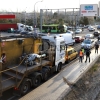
[{"left": 0, "top": 0, "right": 100, "bottom": 12}]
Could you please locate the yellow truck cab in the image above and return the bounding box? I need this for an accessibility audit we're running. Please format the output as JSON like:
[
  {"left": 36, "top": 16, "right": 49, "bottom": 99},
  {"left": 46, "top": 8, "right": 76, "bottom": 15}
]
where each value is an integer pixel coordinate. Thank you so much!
[{"left": 65, "top": 46, "right": 78, "bottom": 63}]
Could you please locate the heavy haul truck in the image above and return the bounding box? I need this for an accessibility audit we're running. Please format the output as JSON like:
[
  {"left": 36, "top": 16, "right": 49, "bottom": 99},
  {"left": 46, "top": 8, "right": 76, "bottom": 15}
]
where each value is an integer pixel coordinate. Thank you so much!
[{"left": 0, "top": 34, "right": 66, "bottom": 97}]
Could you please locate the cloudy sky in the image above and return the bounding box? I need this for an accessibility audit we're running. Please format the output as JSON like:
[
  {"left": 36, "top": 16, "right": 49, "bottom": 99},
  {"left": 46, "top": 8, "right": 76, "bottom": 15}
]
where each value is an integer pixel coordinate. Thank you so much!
[{"left": 0, "top": 0, "right": 99, "bottom": 12}]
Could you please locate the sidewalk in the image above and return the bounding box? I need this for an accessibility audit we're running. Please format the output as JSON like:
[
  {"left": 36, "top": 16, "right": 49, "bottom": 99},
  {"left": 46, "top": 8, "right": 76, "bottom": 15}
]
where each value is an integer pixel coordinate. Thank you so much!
[{"left": 19, "top": 49, "right": 100, "bottom": 100}]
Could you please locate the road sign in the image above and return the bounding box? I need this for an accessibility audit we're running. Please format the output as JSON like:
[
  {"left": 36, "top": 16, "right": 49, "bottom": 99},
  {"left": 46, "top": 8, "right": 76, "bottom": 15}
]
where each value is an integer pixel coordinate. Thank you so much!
[{"left": 80, "top": 4, "right": 98, "bottom": 16}]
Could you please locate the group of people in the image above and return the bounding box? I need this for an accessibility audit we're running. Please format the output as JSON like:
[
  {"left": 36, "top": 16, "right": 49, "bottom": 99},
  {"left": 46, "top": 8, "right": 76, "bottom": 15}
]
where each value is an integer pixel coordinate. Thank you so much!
[{"left": 79, "top": 41, "right": 99, "bottom": 63}]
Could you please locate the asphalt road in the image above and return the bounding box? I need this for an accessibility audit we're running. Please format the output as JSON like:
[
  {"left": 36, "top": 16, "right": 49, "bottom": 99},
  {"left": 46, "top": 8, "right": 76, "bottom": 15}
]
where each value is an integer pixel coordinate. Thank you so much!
[{"left": 0, "top": 28, "right": 98, "bottom": 100}]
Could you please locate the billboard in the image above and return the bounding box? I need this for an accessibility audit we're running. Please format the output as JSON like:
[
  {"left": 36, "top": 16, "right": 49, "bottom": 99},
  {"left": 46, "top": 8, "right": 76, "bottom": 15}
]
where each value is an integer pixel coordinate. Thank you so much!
[{"left": 80, "top": 4, "right": 98, "bottom": 16}]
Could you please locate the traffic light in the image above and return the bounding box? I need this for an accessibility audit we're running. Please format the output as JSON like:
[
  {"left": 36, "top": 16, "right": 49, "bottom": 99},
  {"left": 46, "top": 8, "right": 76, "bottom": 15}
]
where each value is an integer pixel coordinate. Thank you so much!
[{"left": 94, "top": 16, "right": 96, "bottom": 20}]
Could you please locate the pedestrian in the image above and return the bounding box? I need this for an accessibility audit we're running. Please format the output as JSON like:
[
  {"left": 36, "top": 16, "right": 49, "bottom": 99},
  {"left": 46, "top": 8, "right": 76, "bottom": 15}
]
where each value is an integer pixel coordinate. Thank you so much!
[
  {"left": 1, "top": 53, "right": 6, "bottom": 64},
  {"left": 79, "top": 49, "right": 83, "bottom": 63},
  {"left": 98, "top": 36, "right": 100, "bottom": 41},
  {"left": 85, "top": 47, "right": 91, "bottom": 63},
  {"left": 81, "top": 47, "right": 85, "bottom": 59},
  {"left": 94, "top": 42, "right": 99, "bottom": 54}
]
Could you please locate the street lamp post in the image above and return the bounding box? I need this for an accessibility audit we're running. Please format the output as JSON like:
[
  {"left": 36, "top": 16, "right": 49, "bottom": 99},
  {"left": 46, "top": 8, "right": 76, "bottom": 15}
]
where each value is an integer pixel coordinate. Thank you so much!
[{"left": 34, "top": 0, "right": 43, "bottom": 28}]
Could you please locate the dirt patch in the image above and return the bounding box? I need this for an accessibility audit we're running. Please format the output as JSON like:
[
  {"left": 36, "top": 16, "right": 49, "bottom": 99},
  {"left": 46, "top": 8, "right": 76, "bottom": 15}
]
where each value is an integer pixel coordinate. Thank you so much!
[{"left": 63, "top": 57, "right": 100, "bottom": 100}]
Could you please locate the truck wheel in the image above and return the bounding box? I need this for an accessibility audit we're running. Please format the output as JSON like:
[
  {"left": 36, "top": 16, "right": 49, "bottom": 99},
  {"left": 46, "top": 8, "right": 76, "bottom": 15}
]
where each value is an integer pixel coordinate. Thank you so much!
[
  {"left": 32, "top": 75, "right": 41, "bottom": 88},
  {"left": 43, "top": 71, "right": 49, "bottom": 81},
  {"left": 20, "top": 81, "right": 30, "bottom": 95},
  {"left": 42, "top": 68, "right": 50, "bottom": 81},
  {"left": 57, "top": 63, "right": 62, "bottom": 72}
]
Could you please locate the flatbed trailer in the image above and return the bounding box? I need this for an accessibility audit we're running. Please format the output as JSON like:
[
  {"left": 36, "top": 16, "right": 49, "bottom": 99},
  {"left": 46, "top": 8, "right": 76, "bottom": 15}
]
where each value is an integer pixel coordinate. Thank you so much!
[
  {"left": 0, "top": 34, "right": 66, "bottom": 97},
  {"left": 1, "top": 60, "right": 51, "bottom": 92}
]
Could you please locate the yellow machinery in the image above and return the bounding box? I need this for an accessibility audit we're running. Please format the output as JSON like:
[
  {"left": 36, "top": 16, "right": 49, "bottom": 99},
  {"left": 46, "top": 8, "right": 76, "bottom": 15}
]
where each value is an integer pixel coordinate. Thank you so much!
[
  {"left": 0, "top": 35, "right": 50, "bottom": 96},
  {"left": 0, "top": 34, "right": 65, "bottom": 97}
]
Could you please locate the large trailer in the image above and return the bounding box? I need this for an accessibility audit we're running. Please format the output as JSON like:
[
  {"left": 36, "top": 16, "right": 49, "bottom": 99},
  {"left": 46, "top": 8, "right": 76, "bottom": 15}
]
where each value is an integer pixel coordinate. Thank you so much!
[
  {"left": 0, "top": 24, "right": 18, "bottom": 31},
  {"left": 0, "top": 34, "right": 66, "bottom": 97}
]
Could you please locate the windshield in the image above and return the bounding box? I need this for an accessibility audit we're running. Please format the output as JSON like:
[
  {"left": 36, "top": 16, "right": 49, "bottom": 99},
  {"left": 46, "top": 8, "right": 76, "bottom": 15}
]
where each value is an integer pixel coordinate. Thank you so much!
[{"left": 83, "top": 40, "right": 91, "bottom": 44}]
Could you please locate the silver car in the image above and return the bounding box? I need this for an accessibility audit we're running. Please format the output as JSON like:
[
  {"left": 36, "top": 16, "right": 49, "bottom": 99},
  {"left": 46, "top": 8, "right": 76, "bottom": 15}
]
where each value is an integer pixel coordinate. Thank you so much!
[
  {"left": 85, "top": 34, "right": 94, "bottom": 39},
  {"left": 81, "top": 39, "right": 95, "bottom": 49},
  {"left": 75, "top": 29, "right": 82, "bottom": 34}
]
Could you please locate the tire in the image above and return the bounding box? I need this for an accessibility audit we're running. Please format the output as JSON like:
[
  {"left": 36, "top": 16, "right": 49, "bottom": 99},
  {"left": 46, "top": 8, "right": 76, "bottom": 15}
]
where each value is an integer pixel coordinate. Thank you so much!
[
  {"left": 32, "top": 75, "right": 41, "bottom": 88},
  {"left": 20, "top": 81, "right": 30, "bottom": 95},
  {"left": 57, "top": 63, "right": 62, "bottom": 72},
  {"left": 75, "top": 54, "right": 78, "bottom": 59},
  {"left": 43, "top": 71, "right": 49, "bottom": 81},
  {"left": 42, "top": 68, "right": 50, "bottom": 81},
  {"left": 67, "top": 59, "right": 70, "bottom": 63}
]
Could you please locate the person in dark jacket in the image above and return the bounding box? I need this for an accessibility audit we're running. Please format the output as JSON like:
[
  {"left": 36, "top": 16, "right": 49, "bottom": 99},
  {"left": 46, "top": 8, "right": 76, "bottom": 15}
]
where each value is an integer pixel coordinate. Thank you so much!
[
  {"left": 94, "top": 42, "right": 99, "bottom": 54},
  {"left": 85, "top": 47, "right": 91, "bottom": 63}
]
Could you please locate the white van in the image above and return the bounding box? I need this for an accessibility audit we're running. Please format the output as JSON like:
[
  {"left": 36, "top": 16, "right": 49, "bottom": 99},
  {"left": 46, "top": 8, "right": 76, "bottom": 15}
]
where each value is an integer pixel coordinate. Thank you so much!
[
  {"left": 59, "top": 33, "right": 75, "bottom": 45},
  {"left": 40, "top": 33, "right": 75, "bottom": 46}
]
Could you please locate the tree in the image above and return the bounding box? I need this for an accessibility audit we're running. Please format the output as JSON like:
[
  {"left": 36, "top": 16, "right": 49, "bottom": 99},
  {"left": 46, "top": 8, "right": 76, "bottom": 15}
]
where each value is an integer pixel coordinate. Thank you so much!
[
  {"left": 79, "top": 17, "right": 89, "bottom": 25},
  {"left": 83, "top": 17, "right": 89, "bottom": 25},
  {"left": 58, "top": 18, "right": 64, "bottom": 25},
  {"left": 53, "top": 12, "right": 58, "bottom": 18}
]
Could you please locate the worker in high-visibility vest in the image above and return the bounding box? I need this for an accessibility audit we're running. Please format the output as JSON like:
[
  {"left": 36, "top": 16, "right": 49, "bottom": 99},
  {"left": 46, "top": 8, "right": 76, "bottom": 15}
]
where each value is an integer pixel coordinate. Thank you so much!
[
  {"left": 82, "top": 48, "right": 85, "bottom": 59},
  {"left": 79, "top": 49, "right": 83, "bottom": 63}
]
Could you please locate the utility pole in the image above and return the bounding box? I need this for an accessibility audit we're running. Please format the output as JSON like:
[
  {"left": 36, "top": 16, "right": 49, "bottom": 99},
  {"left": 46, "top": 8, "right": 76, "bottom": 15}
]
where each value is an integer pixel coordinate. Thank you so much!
[
  {"left": 72, "top": 8, "right": 74, "bottom": 31},
  {"left": 34, "top": 0, "right": 43, "bottom": 28},
  {"left": 40, "top": 9, "right": 43, "bottom": 33}
]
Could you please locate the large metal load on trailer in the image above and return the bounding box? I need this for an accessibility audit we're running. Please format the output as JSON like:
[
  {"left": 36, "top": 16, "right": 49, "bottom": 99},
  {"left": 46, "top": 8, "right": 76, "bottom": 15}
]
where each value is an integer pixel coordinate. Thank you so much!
[{"left": 0, "top": 34, "right": 67, "bottom": 97}]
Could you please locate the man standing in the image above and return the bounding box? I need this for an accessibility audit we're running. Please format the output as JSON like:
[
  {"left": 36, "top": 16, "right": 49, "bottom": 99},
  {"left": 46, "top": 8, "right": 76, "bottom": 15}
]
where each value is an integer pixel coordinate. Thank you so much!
[
  {"left": 94, "top": 42, "right": 99, "bottom": 54},
  {"left": 79, "top": 49, "right": 83, "bottom": 63},
  {"left": 85, "top": 47, "right": 91, "bottom": 63},
  {"left": 81, "top": 48, "right": 85, "bottom": 59}
]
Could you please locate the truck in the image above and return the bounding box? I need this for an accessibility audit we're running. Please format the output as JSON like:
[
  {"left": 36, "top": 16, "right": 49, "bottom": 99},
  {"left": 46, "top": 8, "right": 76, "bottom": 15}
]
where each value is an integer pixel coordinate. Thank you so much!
[
  {"left": 0, "top": 24, "right": 18, "bottom": 31},
  {"left": 0, "top": 23, "right": 33, "bottom": 32},
  {"left": 0, "top": 34, "right": 66, "bottom": 97},
  {"left": 40, "top": 33, "right": 75, "bottom": 46}
]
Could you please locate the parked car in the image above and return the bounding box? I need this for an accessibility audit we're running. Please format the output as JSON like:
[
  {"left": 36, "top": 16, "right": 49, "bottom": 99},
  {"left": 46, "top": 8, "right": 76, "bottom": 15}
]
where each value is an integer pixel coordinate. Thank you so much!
[
  {"left": 66, "top": 30, "right": 74, "bottom": 35},
  {"left": 75, "top": 29, "right": 82, "bottom": 34},
  {"left": 93, "top": 30, "right": 100, "bottom": 36},
  {"left": 97, "top": 25, "right": 100, "bottom": 29},
  {"left": 81, "top": 39, "right": 95, "bottom": 49},
  {"left": 74, "top": 36, "right": 84, "bottom": 43},
  {"left": 85, "top": 34, "right": 94, "bottom": 39},
  {"left": 65, "top": 46, "right": 78, "bottom": 63}
]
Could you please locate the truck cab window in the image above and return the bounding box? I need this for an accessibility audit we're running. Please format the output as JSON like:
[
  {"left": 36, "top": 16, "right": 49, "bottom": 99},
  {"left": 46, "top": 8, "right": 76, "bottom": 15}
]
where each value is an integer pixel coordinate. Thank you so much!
[{"left": 60, "top": 41, "right": 65, "bottom": 52}]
